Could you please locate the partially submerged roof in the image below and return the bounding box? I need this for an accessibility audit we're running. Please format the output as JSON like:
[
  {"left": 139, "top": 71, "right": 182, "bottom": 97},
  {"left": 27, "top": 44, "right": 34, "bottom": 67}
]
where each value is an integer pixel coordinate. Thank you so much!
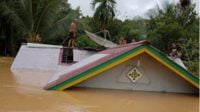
[{"left": 44, "top": 40, "right": 199, "bottom": 90}]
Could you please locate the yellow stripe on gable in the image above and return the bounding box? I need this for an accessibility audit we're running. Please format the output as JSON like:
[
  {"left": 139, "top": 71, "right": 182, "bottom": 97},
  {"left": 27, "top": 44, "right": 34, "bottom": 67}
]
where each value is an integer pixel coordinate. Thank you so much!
[
  {"left": 58, "top": 47, "right": 198, "bottom": 90},
  {"left": 143, "top": 49, "right": 199, "bottom": 88},
  {"left": 59, "top": 49, "right": 146, "bottom": 90}
]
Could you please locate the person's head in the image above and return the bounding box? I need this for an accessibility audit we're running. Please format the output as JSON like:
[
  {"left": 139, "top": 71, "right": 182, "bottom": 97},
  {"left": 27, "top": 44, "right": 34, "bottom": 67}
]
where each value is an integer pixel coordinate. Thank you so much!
[
  {"left": 120, "top": 36, "right": 125, "bottom": 40},
  {"left": 132, "top": 39, "right": 136, "bottom": 42},
  {"left": 171, "top": 43, "right": 176, "bottom": 48}
]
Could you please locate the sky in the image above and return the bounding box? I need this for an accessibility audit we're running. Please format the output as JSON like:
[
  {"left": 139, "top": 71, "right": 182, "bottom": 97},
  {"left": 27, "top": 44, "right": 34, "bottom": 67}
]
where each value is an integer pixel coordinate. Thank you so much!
[{"left": 68, "top": 0, "right": 199, "bottom": 20}]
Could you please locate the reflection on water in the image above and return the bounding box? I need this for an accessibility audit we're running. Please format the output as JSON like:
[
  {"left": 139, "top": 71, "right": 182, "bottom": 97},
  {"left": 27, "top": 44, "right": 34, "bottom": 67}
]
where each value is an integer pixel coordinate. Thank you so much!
[{"left": 0, "top": 57, "right": 199, "bottom": 112}]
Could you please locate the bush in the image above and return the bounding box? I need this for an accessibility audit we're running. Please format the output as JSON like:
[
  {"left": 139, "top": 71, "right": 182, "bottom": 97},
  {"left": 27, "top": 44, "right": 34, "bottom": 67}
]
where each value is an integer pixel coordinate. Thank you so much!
[
  {"left": 77, "top": 34, "right": 99, "bottom": 48},
  {"left": 184, "top": 61, "right": 199, "bottom": 77}
]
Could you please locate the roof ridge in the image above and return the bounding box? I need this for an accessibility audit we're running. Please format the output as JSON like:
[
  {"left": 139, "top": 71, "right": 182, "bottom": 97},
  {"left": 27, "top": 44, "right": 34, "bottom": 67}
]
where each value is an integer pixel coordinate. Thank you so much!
[
  {"left": 108, "top": 40, "right": 150, "bottom": 49},
  {"left": 147, "top": 45, "right": 199, "bottom": 79},
  {"left": 46, "top": 44, "right": 199, "bottom": 90}
]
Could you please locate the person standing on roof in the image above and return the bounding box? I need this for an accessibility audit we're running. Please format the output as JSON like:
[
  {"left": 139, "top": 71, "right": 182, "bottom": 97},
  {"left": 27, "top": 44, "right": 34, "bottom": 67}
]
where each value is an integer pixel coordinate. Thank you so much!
[
  {"left": 119, "top": 36, "right": 127, "bottom": 45},
  {"left": 169, "top": 43, "right": 182, "bottom": 59},
  {"left": 68, "top": 20, "right": 77, "bottom": 48}
]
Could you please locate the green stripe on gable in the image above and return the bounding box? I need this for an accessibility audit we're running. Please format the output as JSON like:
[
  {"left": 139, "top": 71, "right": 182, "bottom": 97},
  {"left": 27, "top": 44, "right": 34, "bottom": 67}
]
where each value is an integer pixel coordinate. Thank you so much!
[
  {"left": 146, "top": 46, "right": 199, "bottom": 85},
  {"left": 48, "top": 45, "right": 146, "bottom": 90},
  {"left": 48, "top": 44, "right": 199, "bottom": 90}
]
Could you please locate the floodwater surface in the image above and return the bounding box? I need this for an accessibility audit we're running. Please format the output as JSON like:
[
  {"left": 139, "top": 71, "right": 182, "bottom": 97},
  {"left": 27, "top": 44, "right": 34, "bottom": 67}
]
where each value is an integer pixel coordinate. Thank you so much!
[{"left": 0, "top": 57, "right": 199, "bottom": 112}]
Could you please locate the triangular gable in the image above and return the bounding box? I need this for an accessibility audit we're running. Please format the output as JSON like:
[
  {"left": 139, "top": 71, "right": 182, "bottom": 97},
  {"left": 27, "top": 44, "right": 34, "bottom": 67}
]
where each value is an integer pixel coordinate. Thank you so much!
[
  {"left": 47, "top": 45, "right": 199, "bottom": 90},
  {"left": 144, "top": 46, "right": 199, "bottom": 88}
]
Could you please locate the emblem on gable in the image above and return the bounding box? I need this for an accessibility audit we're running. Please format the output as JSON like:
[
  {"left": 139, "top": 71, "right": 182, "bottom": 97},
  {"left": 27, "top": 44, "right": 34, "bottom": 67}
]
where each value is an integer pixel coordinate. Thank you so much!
[{"left": 127, "top": 67, "right": 142, "bottom": 83}]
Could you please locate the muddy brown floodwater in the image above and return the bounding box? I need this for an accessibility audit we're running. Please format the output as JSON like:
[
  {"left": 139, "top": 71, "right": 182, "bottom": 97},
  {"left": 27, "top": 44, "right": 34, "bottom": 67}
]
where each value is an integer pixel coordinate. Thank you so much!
[{"left": 0, "top": 57, "right": 199, "bottom": 112}]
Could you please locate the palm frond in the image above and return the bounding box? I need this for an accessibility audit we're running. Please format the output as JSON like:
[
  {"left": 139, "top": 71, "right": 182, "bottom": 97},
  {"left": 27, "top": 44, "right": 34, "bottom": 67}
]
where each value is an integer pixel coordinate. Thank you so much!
[
  {"left": 41, "top": 10, "right": 79, "bottom": 39},
  {"left": 91, "top": 0, "right": 103, "bottom": 10},
  {"left": 0, "top": 1, "right": 26, "bottom": 33},
  {"left": 34, "top": 0, "right": 60, "bottom": 35},
  {"left": 19, "top": 0, "right": 34, "bottom": 31}
]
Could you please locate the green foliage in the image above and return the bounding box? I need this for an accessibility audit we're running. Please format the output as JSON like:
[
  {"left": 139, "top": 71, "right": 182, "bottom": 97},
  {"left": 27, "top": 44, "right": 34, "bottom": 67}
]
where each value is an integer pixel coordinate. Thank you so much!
[
  {"left": 0, "top": 0, "right": 79, "bottom": 42},
  {"left": 0, "top": 0, "right": 80, "bottom": 55},
  {"left": 92, "top": 0, "right": 116, "bottom": 30},
  {"left": 80, "top": 16, "right": 148, "bottom": 44},
  {"left": 147, "top": 1, "right": 199, "bottom": 76},
  {"left": 118, "top": 19, "right": 147, "bottom": 43},
  {"left": 178, "top": 38, "right": 199, "bottom": 77},
  {"left": 78, "top": 16, "right": 93, "bottom": 31},
  {"left": 77, "top": 34, "right": 99, "bottom": 48},
  {"left": 147, "top": 2, "right": 199, "bottom": 51},
  {"left": 184, "top": 61, "right": 199, "bottom": 77}
]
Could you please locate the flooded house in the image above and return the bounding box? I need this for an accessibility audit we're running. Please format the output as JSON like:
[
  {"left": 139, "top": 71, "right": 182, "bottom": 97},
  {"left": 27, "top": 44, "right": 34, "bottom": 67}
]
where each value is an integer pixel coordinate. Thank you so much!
[{"left": 11, "top": 31, "right": 199, "bottom": 93}]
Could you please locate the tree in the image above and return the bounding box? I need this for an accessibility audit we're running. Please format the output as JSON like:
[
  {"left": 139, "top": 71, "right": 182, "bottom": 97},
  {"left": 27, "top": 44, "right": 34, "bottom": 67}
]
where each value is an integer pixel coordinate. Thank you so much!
[
  {"left": 116, "top": 18, "right": 148, "bottom": 43},
  {"left": 147, "top": 1, "right": 198, "bottom": 51},
  {"left": 0, "top": 0, "right": 80, "bottom": 55},
  {"left": 147, "top": 1, "right": 199, "bottom": 76},
  {"left": 180, "top": 0, "right": 191, "bottom": 9},
  {"left": 0, "top": 0, "right": 79, "bottom": 43},
  {"left": 177, "top": 38, "right": 199, "bottom": 76},
  {"left": 91, "top": 0, "right": 116, "bottom": 30}
]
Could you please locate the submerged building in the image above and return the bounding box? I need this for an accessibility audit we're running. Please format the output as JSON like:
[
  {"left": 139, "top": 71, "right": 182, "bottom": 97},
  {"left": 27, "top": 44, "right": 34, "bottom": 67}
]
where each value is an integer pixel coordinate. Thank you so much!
[{"left": 11, "top": 40, "right": 199, "bottom": 93}]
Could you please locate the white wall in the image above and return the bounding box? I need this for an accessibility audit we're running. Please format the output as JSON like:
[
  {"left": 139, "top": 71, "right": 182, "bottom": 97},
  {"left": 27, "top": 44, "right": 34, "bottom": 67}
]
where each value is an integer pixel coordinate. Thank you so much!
[
  {"left": 10, "top": 43, "right": 97, "bottom": 88},
  {"left": 11, "top": 44, "right": 97, "bottom": 72},
  {"left": 77, "top": 53, "right": 198, "bottom": 93},
  {"left": 11, "top": 45, "right": 61, "bottom": 71}
]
